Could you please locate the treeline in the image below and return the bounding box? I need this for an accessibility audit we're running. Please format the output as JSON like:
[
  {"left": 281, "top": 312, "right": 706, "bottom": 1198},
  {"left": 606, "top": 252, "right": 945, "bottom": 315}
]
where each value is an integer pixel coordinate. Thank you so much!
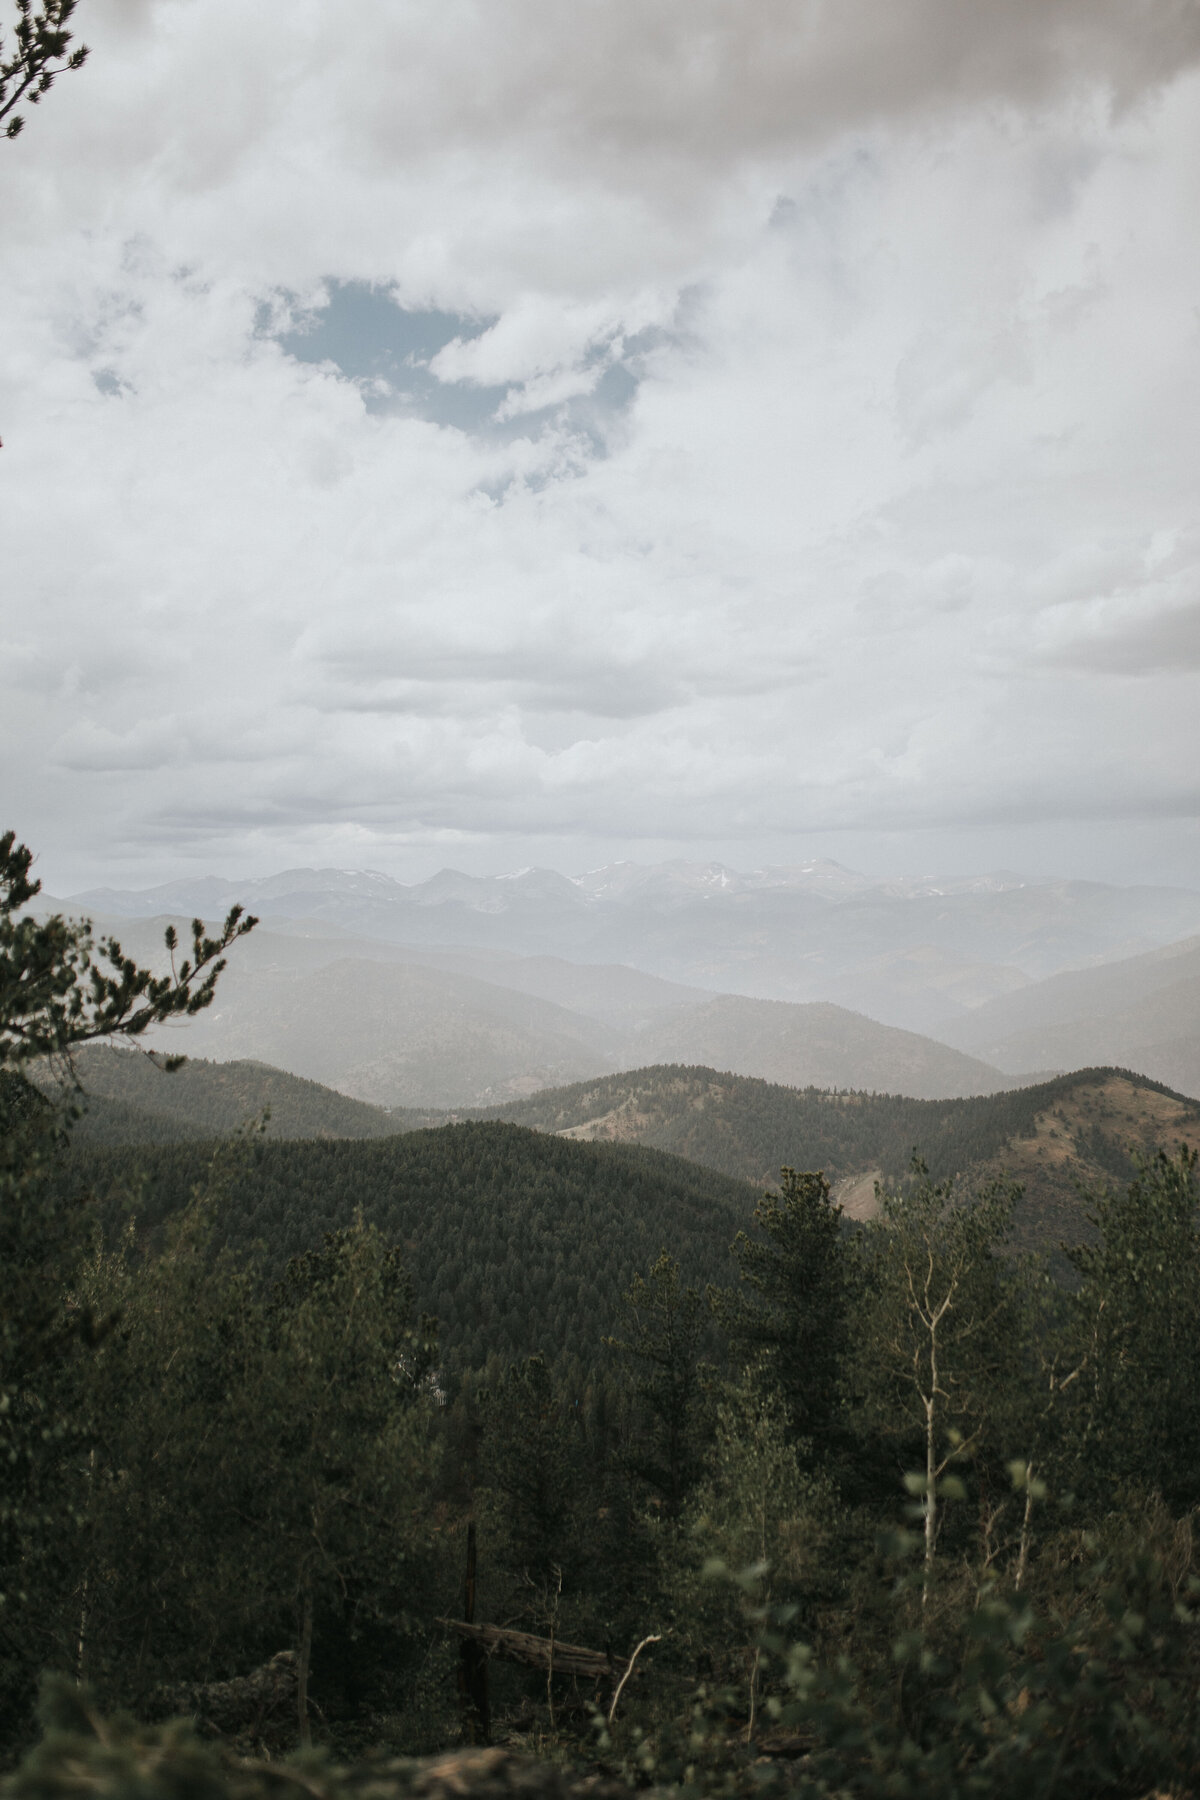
[{"left": 7, "top": 1064, "right": 1200, "bottom": 1795}]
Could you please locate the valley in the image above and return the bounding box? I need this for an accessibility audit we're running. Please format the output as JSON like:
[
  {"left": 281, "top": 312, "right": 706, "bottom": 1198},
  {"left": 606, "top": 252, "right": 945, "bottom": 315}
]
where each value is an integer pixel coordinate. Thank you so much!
[{"left": 43, "top": 857, "right": 1200, "bottom": 1111}]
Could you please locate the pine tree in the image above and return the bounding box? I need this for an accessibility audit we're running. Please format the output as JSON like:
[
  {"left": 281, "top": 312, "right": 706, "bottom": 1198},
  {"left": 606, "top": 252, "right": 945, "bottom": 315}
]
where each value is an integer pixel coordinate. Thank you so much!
[
  {"left": 0, "top": 834, "right": 255, "bottom": 1743},
  {"left": 606, "top": 1252, "right": 712, "bottom": 1520},
  {"left": 710, "top": 1169, "right": 853, "bottom": 1462},
  {"left": 0, "top": 1, "right": 88, "bottom": 143},
  {"left": 1069, "top": 1147, "right": 1200, "bottom": 1510}
]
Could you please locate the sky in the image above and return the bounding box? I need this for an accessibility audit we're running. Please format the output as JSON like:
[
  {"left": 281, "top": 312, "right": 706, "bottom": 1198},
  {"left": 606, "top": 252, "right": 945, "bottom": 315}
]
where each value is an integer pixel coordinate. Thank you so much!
[{"left": 3, "top": 0, "right": 1200, "bottom": 894}]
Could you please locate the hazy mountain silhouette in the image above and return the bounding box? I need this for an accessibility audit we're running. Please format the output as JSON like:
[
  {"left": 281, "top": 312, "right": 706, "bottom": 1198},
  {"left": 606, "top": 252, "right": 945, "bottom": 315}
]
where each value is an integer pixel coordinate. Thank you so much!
[
  {"left": 64, "top": 858, "right": 1200, "bottom": 1036},
  {"left": 939, "top": 934, "right": 1200, "bottom": 1098}
]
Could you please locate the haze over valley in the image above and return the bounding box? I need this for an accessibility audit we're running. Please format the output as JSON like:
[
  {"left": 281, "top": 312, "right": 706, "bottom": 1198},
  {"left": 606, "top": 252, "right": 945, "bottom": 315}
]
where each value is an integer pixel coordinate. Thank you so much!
[{"left": 41, "top": 854, "right": 1200, "bottom": 1107}]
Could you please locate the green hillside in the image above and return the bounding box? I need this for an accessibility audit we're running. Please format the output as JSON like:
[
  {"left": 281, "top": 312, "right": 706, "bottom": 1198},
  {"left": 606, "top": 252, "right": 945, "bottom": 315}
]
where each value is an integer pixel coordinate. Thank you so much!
[
  {"left": 57, "top": 1121, "right": 760, "bottom": 1373},
  {"left": 57, "top": 1054, "right": 1200, "bottom": 1275},
  {"left": 480, "top": 1062, "right": 1200, "bottom": 1257},
  {"left": 48, "top": 1047, "right": 429, "bottom": 1144},
  {"left": 479, "top": 1061, "right": 1177, "bottom": 1182},
  {"left": 479, "top": 1062, "right": 1045, "bottom": 1180}
]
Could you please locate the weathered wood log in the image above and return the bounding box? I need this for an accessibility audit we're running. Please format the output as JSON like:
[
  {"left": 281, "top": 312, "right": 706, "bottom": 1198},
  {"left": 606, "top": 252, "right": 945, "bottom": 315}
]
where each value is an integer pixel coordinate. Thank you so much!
[{"left": 437, "top": 1620, "right": 628, "bottom": 1682}]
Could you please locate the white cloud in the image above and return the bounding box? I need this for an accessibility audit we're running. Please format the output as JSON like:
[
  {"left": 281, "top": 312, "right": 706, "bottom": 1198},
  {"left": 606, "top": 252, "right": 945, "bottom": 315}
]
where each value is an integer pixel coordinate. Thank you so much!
[{"left": 3, "top": 1, "right": 1200, "bottom": 889}]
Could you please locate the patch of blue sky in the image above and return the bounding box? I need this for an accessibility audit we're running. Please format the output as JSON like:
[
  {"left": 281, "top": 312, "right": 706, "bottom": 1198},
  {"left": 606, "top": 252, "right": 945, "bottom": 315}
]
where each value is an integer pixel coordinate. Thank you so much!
[
  {"left": 92, "top": 367, "right": 131, "bottom": 396},
  {"left": 263, "top": 279, "right": 645, "bottom": 450}
]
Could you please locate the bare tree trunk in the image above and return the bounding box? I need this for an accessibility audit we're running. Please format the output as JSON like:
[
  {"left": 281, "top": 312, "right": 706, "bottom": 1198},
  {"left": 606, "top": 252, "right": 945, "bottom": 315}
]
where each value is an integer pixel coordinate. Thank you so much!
[
  {"left": 1014, "top": 1462, "right": 1035, "bottom": 1592},
  {"left": 607, "top": 1634, "right": 662, "bottom": 1726},
  {"left": 457, "top": 1521, "right": 491, "bottom": 1743},
  {"left": 923, "top": 1385, "right": 938, "bottom": 1609},
  {"left": 545, "top": 1567, "right": 561, "bottom": 1734},
  {"left": 747, "top": 1643, "right": 762, "bottom": 1742},
  {"left": 76, "top": 1569, "right": 90, "bottom": 1683},
  {"left": 921, "top": 1297, "right": 951, "bottom": 1611},
  {"left": 297, "top": 1584, "right": 314, "bottom": 1748}
]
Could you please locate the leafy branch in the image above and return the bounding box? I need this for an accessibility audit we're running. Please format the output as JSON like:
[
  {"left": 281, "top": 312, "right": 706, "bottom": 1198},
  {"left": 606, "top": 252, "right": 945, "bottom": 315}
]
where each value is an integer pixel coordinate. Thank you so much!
[
  {"left": 1, "top": 0, "right": 89, "bottom": 141},
  {"left": 0, "top": 829, "right": 257, "bottom": 1074}
]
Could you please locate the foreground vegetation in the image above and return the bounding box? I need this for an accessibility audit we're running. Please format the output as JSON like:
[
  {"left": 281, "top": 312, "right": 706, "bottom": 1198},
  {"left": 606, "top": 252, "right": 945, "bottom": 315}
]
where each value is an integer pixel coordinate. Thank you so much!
[
  {"left": 8, "top": 1077, "right": 1200, "bottom": 1793},
  {"left": 6, "top": 836, "right": 1200, "bottom": 1795}
]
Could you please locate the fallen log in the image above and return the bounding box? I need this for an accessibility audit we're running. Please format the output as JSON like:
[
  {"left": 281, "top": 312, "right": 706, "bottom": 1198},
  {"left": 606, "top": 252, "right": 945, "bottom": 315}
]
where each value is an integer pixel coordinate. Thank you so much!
[{"left": 437, "top": 1620, "right": 628, "bottom": 1682}]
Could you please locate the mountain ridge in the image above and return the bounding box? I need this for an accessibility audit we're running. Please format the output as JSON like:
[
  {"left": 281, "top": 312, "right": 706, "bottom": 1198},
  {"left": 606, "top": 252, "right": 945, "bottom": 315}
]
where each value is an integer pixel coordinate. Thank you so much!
[
  {"left": 940, "top": 933, "right": 1200, "bottom": 1098},
  {"left": 54, "top": 858, "right": 1200, "bottom": 1037},
  {"left": 55, "top": 1051, "right": 1200, "bottom": 1273},
  {"left": 477, "top": 1061, "right": 1200, "bottom": 1261}
]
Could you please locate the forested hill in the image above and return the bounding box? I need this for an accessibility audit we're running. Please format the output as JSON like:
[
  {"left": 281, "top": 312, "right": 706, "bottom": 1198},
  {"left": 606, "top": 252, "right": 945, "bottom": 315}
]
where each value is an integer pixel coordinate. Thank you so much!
[
  {"left": 478, "top": 1062, "right": 1200, "bottom": 1255},
  {"left": 58, "top": 1052, "right": 1200, "bottom": 1267},
  {"left": 46, "top": 1047, "right": 427, "bottom": 1144},
  {"left": 57, "top": 1122, "right": 759, "bottom": 1373}
]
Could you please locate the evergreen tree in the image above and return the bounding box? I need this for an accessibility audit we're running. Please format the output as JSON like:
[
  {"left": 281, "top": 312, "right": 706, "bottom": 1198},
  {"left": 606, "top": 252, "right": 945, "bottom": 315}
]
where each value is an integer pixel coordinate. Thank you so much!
[
  {"left": 241, "top": 1219, "right": 443, "bottom": 1742},
  {"left": 606, "top": 1253, "right": 712, "bottom": 1521},
  {"left": 1069, "top": 1147, "right": 1200, "bottom": 1510},
  {"left": 0, "top": 833, "right": 256, "bottom": 1075},
  {"left": 710, "top": 1169, "right": 852, "bottom": 1461},
  {"left": 477, "top": 1355, "right": 584, "bottom": 1622},
  {"left": 63, "top": 1176, "right": 268, "bottom": 1709},
  {"left": 0, "top": 834, "right": 255, "bottom": 1745},
  {"left": 1, "top": 1, "right": 88, "bottom": 143}
]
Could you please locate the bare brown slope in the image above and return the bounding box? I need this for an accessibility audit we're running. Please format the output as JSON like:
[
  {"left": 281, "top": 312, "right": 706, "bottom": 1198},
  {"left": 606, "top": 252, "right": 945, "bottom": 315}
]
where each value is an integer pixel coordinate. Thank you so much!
[
  {"left": 957, "top": 1070, "right": 1200, "bottom": 1259},
  {"left": 161, "top": 958, "right": 619, "bottom": 1109},
  {"left": 627, "top": 995, "right": 1007, "bottom": 1098},
  {"left": 940, "top": 935, "right": 1200, "bottom": 1098}
]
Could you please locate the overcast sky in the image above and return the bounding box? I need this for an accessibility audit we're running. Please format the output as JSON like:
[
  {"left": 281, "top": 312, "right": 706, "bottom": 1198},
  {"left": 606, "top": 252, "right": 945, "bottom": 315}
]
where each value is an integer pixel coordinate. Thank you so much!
[{"left": 4, "top": 0, "right": 1200, "bottom": 893}]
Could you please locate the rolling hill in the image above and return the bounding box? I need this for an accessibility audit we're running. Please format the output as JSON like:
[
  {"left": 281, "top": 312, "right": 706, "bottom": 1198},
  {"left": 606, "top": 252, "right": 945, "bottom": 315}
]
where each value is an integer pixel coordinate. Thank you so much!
[
  {"left": 49, "top": 1047, "right": 420, "bottom": 1145},
  {"left": 32, "top": 908, "right": 1012, "bottom": 1105},
  {"left": 55, "top": 1121, "right": 760, "bottom": 1373},
  {"left": 938, "top": 934, "right": 1200, "bottom": 1099},
  {"left": 623, "top": 995, "right": 1007, "bottom": 1098},
  {"left": 51, "top": 1047, "right": 1200, "bottom": 1282},
  {"left": 168, "top": 956, "right": 622, "bottom": 1108},
  {"left": 483, "top": 1062, "right": 1200, "bottom": 1260}
]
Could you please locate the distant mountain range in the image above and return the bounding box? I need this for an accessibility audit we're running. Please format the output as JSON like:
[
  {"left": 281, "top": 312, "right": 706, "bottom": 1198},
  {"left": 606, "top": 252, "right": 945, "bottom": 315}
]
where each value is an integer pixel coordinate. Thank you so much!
[
  {"left": 46, "top": 910, "right": 1008, "bottom": 1107},
  {"left": 59, "top": 857, "right": 1200, "bottom": 1037}
]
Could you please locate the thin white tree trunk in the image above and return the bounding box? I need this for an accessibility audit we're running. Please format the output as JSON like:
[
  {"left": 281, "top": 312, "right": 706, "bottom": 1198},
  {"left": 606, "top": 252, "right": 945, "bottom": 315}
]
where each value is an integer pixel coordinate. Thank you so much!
[
  {"left": 1014, "top": 1462, "right": 1035, "bottom": 1592},
  {"left": 922, "top": 1323, "right": 940, "bottom": 1608}
]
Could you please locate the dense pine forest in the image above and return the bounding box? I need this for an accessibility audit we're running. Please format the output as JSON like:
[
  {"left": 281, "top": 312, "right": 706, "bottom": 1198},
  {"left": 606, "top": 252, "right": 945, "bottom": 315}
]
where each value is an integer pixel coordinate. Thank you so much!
[
  {"left": 6, "top": 841, "right": 1200, "bottom": 1799},
  {"left": 64, "top": 1048, "right": 1198, "bottom": 1189},
  {"left": 53, "top": 1124, "right": 760, "bottom": 1371},
  {"left": 57, "top": 1048, "right": 1200, "bottom": 1271},
  {"left": 44, "top": 1048, "right": 432, "bottom": 1145}
]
